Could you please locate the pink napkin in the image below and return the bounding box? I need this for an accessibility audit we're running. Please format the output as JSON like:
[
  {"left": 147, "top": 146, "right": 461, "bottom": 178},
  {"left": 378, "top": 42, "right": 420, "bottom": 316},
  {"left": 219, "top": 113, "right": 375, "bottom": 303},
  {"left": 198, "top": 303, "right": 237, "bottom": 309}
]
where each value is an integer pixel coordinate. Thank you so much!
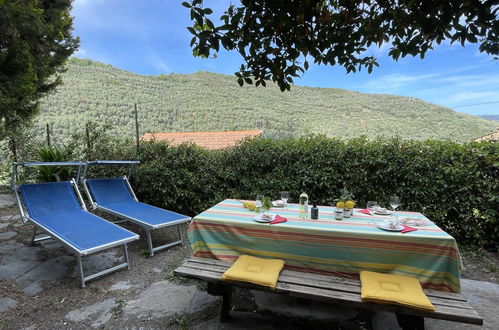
[
  {"left": 359, "top": 209, "right": 371, "bottom": 215},
  {"left": 401, "top": 224, "right": 417, "bottom": 234},
  {"left": 269, "top": 215, "right": 287, "bottom": 225}
]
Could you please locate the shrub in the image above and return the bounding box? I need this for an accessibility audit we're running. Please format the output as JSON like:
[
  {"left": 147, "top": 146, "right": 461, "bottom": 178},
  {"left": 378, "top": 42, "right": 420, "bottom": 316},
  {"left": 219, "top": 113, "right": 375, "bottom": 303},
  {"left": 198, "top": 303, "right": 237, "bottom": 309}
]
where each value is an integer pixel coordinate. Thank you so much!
[
  {"left": 35, "top": 146, "right": 73, "bottom": 182},
  {"left": 11, "top": 132, "right": 498, "bottom": 249}
]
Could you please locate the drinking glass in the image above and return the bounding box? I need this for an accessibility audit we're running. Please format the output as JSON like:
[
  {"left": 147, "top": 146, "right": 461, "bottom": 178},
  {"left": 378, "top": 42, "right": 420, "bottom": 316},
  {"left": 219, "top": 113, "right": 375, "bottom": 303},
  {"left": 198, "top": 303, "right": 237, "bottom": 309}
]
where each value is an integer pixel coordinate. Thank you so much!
[
  {"left": 390, "top": 195, "right": 400, "bottom": 215},
  {"left": 366, "top": 200, "right": 378, "bottom": 213},
  {"left": 281, "top": 191, "right": 289, "bottom": 207},
  {"left": 256, "top": 194, "right": 264, "bottom": 214}
]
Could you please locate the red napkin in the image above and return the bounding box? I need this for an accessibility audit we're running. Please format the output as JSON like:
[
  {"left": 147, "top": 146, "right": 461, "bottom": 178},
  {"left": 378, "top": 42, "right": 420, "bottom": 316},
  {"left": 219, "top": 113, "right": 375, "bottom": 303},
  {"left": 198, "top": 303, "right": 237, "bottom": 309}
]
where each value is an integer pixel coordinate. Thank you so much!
[
  {"left": 269, "top": 215, "right": 287, "bottom": 225},
  {"left": 401, "top": 224, "right": 417, "bottom": 234},
  {"left": 359, "top": 209, "right": 371, "bottom": 215}
]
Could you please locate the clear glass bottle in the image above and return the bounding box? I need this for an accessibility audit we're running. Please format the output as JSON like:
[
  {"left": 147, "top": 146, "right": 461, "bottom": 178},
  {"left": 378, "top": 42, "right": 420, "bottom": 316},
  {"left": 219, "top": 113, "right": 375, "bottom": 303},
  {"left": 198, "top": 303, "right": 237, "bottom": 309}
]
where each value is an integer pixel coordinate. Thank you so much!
[{"left": 299, "top": 191, "right": 309, "bottom": 218}]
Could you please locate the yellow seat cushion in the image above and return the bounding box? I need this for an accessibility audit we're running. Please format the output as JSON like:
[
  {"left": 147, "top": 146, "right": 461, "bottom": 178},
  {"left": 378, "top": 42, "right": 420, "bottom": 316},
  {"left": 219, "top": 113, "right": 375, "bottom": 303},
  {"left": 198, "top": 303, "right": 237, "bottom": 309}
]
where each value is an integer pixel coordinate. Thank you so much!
[
  {"left": 360, "top": 271, "right": 436, "bottom": 311},
  {"left": 222, "top": 255, "right": 285, "bottom": 290}
]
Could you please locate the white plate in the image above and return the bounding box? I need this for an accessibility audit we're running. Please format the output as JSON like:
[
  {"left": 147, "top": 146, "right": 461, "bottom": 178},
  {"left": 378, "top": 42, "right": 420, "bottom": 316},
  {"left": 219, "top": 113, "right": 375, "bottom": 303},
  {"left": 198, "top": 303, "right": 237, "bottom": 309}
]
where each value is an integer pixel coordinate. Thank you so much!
[
  {"left": 377, "top": 223, "right": 404, "bottom": 231},
  {"left": 400, "top": 217, "right": 432, "bottom": 227},
  {"left": 254, "top": 213, "right": 275, "bottom": 223},
  {"left": 272, "top": 200, "right": 285, "bottom": 208},
  {"left": 374, "top": 210, "right": 393, "bottom": 215}
]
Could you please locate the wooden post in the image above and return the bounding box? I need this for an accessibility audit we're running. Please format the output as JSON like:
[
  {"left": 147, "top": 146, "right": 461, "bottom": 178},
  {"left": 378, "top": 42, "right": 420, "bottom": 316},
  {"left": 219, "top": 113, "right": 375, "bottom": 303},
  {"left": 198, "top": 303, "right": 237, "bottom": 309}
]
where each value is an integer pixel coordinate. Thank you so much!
[
  {"left": 85, "top": 122, "right": 91, "bottom": 151},
  {"left": 46, "top": 123, "right": 51, "bottom": 147},
  {"left": 9, "top": 136, "right": 17, "bottom": 162},
  {"left": 134, "top": 103, "right": 140, "bottom": 153}
]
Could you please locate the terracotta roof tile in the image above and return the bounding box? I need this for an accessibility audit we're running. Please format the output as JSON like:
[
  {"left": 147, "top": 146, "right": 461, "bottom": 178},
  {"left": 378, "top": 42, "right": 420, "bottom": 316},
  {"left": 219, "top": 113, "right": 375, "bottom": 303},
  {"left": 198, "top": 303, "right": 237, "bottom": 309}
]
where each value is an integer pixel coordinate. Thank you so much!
[
  {"left": 142, "top": 130, "right": 263, "bottom": 150},
  {"left": 474, "top": 127, "right": 499, "bottom": 142}
]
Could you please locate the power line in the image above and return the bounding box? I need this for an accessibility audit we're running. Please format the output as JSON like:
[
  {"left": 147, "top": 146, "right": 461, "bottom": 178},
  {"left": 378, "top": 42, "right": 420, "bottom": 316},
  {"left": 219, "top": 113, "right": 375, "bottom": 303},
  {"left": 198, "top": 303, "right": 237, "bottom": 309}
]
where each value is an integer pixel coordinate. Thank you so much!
[{"left": 451, "top": 101, "right": 499, "bottom": 108}]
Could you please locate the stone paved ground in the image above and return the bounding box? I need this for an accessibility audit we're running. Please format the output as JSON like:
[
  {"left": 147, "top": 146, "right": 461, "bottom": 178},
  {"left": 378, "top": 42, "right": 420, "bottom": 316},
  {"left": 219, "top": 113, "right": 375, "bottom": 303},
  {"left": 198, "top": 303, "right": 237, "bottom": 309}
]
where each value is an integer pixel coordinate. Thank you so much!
[{"left": 1, "top": 193, "right": 498, "bottom": 329}]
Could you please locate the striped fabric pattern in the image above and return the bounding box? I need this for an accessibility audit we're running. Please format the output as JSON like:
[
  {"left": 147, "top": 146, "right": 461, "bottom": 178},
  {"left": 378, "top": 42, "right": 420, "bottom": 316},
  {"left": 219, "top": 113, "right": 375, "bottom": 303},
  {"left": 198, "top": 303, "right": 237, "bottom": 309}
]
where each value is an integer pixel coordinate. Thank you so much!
[{"left": 188, "top": 199, "right": 462, "bottom": 293}]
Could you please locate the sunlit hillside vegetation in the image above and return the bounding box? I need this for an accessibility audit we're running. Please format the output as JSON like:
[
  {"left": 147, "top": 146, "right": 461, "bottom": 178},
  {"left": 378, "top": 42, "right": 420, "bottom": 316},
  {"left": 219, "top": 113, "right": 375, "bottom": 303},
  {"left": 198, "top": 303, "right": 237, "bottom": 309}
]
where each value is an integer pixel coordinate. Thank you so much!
[{"left": 33, "top": 58, "right": 497, "bottom": 144}]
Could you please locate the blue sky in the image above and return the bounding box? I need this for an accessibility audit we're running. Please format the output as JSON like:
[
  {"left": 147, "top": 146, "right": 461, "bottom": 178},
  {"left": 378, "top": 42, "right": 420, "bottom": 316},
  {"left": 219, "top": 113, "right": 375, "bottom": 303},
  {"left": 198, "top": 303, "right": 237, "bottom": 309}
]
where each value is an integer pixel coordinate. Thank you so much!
[{"left": 72, "top": 0, "right": 499, "bottom": 116}]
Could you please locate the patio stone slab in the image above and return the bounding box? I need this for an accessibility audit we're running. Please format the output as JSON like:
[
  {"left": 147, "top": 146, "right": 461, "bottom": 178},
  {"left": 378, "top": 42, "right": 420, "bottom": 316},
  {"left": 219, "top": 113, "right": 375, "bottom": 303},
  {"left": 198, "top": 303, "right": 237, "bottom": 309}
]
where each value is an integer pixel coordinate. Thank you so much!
[
  {"left": 123, "top": 281, "right": 216, "bottom": 319},
  {"left": 0, "top": 231, "right": 17, "bottom": 240},
  {"left": 0, "top": 297, "right": 18, "bottom": 313},
  {"left": 65, "top": 298, "right": 115, "bottom": 328},
  {"left": 0, "top": 214, "right": 21, "bottom": 222},
  {"left": 0, "top": 236, "right": 125, "bottom": 295},
  {"left": 15, "top": 255, "right": 73, "bottom": 295},
  {"left": 70, "top": 251, "right": 124, "bottom": 277},
  {"left": 0, "top": 194, "right": 15, "bottom": 208},
  {"left": 424, "top": 279, "right": 499, "bottom": 330},
  {"left": 0, "top": 242, "right": 40, "bottom": 280},
  {"left": 109, "top": 281, "right": 134, "bottom": 291}
]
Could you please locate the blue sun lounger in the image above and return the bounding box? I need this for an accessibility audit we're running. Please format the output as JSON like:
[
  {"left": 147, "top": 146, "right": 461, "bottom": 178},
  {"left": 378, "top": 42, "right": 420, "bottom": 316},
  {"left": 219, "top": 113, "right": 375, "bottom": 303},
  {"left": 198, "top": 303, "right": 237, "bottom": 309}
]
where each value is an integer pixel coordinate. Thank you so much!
[
  {"left": 82, "top": 160, "right": 191, "bottom": 256},
  {"left": 12, "top": 162, "right": 139, "bottom": 288}
]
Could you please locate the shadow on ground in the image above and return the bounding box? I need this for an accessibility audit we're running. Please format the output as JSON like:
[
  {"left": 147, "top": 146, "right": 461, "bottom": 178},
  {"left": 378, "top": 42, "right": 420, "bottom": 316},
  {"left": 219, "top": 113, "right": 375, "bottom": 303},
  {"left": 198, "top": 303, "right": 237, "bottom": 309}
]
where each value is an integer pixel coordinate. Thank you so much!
[{"left": 1, "top": 193, "right": 498, "bottom": 329}]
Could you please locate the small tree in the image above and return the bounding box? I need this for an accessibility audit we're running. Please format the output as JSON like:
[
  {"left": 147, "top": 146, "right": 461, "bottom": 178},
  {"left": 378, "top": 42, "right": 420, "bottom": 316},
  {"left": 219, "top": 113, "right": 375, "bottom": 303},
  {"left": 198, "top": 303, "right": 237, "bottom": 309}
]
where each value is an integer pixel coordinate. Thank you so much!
[
  {"left": 0, "top": 0, "right": 79, "bottom": 138},
  {"left": 184, "top": 0, "right": 498, "bottom": 91}
]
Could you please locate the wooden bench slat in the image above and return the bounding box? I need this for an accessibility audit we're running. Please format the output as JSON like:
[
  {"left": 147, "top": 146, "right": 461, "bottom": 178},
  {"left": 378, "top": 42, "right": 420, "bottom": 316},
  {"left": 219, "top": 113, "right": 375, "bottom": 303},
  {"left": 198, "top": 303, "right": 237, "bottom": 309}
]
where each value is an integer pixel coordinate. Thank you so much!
[
  {"left": 187, "top": 257, "right": 467, "bottom": 302},
  {"left": 183, "top": 260, "right": 362, "bottom": 293},
  {"left": 176, "top": 257, "right": 483, "bottom": 326},
  {"left": 180, "top": 261, "right": 475, "bottom": 311},
  {"left": 189, "top": 257, "right": 363, "bottom": 286},
  {"left": 174, "top": 265, "right": 482, "bottom": 325},
  {"left": 184, "top": 258, "right": 468, "bottom": 305},
  {"left": 279, "top": 282, "right": 483, "bottom": 325}
]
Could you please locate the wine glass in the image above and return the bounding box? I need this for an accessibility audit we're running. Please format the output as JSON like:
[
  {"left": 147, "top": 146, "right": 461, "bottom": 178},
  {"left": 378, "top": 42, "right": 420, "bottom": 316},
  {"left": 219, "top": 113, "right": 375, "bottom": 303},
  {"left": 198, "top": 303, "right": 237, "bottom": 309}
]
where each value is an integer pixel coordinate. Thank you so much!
[
  {"left": 256, "top": 194, "right": 264, "bottom": 214},
  {"left": 281, "top": 191, "right": 289, "bottom": 207},
  {"left": 366, "top": 200, "right": 378, "bottom": 214},
  {"left": 390, "top": 195, "right": 400, "bottom": 215}
]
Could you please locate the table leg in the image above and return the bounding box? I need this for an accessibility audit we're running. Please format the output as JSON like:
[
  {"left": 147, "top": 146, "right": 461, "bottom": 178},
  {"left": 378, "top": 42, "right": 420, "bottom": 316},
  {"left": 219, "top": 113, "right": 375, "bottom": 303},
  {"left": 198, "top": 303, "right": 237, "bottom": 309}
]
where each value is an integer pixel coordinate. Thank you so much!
[
  {"left": 220, "top": 285, "right": 233, "bottom": 322},
  {"left": 207, "top": 282, "right": 233, "bottom": 322},
  {"left": 396, "top": 313, "right": 425, "bottom": 330}
]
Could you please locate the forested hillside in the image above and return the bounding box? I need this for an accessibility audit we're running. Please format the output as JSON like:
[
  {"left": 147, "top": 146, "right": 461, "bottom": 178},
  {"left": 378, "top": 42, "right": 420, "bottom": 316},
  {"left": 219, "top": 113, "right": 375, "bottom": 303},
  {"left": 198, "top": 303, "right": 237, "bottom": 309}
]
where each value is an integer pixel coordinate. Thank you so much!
[
  {"left": 34, "top": 58, "right": 496, "bottom": 144},
  {"left": 480, "top": 115, "right": 499, "bottom": 121}
]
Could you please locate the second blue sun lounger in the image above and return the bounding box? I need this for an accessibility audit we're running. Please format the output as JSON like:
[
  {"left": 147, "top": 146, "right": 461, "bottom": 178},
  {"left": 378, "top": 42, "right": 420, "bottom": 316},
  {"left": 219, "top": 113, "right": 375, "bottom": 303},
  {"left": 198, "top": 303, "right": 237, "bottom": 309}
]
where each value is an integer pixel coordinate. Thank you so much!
[
  {"left": 83, "top": 165, "right": 191, "bottom": 256},
  {"left": 12, "top": 162, "right": 139, "bottom": 287}
]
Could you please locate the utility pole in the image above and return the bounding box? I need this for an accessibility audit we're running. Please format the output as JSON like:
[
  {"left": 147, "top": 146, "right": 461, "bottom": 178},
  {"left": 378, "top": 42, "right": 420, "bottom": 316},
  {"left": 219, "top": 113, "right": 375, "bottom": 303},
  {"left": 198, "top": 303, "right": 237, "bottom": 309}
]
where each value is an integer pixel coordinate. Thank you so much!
[
  {"left": 46, "top": 123, "right": 51, "bottom": 147},
  {"left": 134, "top": 103, "right": 140, "bottom": 153},
  {"left": 85, "top": 122, "right": 91, "bottom": 151}
]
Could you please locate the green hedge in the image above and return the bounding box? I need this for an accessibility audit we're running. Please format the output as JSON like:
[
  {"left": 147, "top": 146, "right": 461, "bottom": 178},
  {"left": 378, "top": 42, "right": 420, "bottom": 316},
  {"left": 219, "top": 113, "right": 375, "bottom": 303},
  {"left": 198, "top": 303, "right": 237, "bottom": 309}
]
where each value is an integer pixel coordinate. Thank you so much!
[{"left": 78, "top": 136, "right": 499, "bottom": 250}]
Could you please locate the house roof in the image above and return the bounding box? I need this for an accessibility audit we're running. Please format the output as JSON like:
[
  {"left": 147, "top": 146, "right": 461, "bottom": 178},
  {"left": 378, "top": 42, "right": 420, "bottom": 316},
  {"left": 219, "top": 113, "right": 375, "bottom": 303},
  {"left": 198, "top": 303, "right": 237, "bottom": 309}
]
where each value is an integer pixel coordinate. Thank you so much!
[
  {"left": 142, "top": 130, "right": 263, "bottom": 150},
  {"left": 474, "top": 127, "right": 499, "bottom": 142}
]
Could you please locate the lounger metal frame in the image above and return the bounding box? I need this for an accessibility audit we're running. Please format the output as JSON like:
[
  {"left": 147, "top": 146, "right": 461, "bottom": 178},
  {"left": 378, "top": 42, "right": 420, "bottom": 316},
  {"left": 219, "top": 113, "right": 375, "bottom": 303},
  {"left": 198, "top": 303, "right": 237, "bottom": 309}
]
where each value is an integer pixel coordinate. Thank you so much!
[
  {"left": 11, "top": 162, "right": 138, "bottom": 288},
  {"left": 82, "top": 160, "right": 191, "bottom": 256}
]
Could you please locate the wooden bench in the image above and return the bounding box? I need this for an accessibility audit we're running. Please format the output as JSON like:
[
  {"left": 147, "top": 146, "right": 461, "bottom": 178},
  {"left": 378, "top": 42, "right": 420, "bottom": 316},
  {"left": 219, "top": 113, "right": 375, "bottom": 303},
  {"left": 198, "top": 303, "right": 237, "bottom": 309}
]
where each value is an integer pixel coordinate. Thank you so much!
[{"left": 174, "top": 257, "right": 483, "bottom": 330}]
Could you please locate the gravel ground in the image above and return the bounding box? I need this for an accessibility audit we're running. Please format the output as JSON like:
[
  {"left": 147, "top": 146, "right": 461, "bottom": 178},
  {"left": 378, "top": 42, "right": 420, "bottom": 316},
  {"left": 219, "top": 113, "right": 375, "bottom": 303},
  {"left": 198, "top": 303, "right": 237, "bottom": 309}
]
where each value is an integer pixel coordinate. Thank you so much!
[{"left": 1, "top": 194, "right": 498, "bottom": 330}]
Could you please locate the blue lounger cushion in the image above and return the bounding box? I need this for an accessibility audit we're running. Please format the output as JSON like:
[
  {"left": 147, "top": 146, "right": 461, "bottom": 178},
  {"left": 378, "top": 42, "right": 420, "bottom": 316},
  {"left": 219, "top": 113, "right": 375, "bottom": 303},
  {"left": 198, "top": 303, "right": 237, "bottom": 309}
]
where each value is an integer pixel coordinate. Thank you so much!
[
  {"left": 20, "top": 182, "right": 139, "bottom": 254},
  {"left": 85, "top": 178, "right": 190, "bottom": 229}
]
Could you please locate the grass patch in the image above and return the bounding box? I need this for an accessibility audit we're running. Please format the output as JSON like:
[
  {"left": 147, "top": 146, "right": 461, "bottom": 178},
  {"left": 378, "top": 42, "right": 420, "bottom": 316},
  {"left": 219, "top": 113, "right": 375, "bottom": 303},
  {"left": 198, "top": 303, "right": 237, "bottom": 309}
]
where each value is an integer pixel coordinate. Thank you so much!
[{"left": 112, "top": 298, "right": 127, "bottom": 316}]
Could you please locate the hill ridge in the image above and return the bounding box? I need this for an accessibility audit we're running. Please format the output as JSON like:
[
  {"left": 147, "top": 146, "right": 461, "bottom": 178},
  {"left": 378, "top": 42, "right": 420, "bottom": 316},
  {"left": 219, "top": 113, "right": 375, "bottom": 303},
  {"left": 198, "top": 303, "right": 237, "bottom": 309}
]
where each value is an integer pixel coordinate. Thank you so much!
[{"left": 33, "top": 58, "right": 496, "bottom": 143}]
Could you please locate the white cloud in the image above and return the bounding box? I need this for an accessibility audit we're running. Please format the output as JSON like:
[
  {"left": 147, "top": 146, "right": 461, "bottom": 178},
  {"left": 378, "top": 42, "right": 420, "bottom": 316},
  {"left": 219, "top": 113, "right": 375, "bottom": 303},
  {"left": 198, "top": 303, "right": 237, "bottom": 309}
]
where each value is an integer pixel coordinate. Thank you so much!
[
  {"left": 448, "top": 91, "right": 499, "bottom": 104},
  {"left": 147, "top": 54, "right": 170, "bottom": 73},
  {"left": 72, "top": 0, "right": 153, "bottom": 40},
  {"left": 356, "top": 60, "right": 499, "bottom": 113},
  {"left": 73, "top": 47, "right": 87, "bottom": 57},
  {"left": 361, "top": 73, "right": 441, "bottom": 92}
]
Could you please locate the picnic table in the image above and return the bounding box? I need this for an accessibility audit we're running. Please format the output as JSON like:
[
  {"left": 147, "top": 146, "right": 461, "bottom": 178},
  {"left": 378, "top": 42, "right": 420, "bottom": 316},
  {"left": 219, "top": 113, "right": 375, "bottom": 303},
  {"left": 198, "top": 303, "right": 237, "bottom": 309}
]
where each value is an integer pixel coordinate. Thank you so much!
[{"left": 188, "top": 199, "right": 462, "bottom": 293}]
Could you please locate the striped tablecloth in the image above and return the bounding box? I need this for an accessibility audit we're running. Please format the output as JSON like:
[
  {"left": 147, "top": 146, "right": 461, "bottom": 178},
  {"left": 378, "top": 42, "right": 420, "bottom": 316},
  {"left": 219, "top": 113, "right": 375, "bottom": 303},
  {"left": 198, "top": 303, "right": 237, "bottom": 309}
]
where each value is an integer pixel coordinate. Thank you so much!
[{"left": 188, "top": 199, "right": 462, "bottom": 293}]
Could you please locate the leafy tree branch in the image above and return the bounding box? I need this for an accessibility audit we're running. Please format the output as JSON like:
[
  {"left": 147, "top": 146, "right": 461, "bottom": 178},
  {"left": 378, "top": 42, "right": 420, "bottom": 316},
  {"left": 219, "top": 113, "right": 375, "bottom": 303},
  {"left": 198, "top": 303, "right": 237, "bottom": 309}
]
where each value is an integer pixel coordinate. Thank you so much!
[{"left": 184, "top": 0, "right": 498, "bottom": 91}]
